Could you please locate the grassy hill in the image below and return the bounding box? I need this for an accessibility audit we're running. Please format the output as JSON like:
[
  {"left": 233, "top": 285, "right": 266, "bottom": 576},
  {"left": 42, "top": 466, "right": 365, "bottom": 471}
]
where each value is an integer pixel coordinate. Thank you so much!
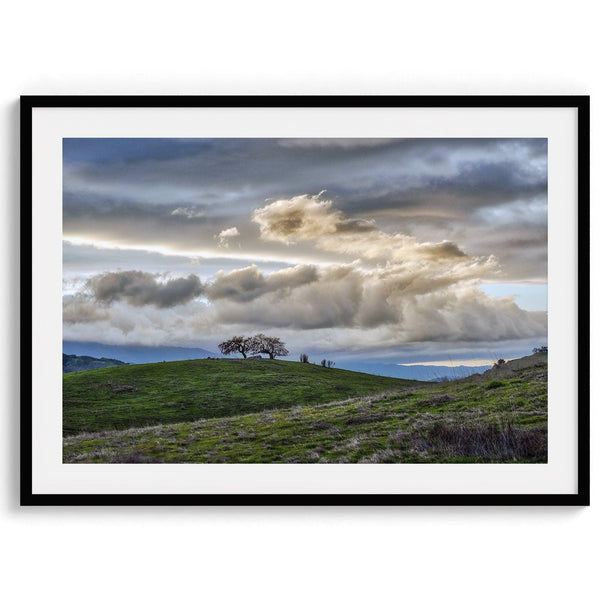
[
  {"left": 63, "top": 356, "right": 547, "bottom": 463},
  {"left": 63, "top": 358, "right": 420, "bottom": 435}
]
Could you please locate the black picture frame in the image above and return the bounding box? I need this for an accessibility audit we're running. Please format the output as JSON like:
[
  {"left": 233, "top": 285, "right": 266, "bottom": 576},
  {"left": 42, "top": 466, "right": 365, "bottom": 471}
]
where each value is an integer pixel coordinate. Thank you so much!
[{"left": 20, "top": 95, "right": 590, "bottom": 506}]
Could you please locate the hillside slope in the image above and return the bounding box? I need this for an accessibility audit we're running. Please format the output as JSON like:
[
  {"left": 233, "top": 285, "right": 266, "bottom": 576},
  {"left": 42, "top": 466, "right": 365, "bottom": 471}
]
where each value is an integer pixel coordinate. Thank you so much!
[
  {"left": 63, "top": 358, "right": 422, "bottom": 435},
  {"left": 64, "top": 360, "right": 547, "bottom": 464},
  {"left": 476, "top": 351, "right": 548, "bottom": 380}
]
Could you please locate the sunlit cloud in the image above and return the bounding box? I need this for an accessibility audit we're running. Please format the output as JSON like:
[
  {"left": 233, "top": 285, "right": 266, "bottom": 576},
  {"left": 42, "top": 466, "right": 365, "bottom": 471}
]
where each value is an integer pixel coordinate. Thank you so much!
[{"left": 216, "top": 226, "right": 240, "bottom": 248}]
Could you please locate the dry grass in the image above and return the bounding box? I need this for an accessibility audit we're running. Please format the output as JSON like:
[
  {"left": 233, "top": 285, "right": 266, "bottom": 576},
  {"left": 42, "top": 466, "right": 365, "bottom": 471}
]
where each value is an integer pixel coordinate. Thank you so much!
[{"left": 408, "top": 421, "right": 547, "bottom": 461}]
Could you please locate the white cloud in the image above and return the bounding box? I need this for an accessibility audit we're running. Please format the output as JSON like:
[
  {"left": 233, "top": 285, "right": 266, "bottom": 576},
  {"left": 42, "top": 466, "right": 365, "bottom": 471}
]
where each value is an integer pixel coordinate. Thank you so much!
[
  {"left": 170, "top": 207, "right": 205, "bottom": 219},
  {"left": 216, "top": 227, "right": 240, "bottom": 248}
]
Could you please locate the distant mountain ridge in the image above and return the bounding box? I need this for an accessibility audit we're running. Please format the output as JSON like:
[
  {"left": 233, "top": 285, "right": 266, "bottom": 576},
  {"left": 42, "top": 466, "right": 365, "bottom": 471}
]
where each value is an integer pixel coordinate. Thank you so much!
[
  {"left": 63, "top": 341, "right": 217, "bottom": 365},
  {"left": 334, "top": 361, "right": 491, "bottom": 381},
  {"left": 63, "top": 353, "right": 128, "bottom": 373}
]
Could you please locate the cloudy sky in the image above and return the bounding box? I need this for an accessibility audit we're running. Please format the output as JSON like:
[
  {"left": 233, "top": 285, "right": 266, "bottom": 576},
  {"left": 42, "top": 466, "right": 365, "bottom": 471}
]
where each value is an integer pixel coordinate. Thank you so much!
[{"left": 63, "top": 138, "right": 547, "bottom": 366}]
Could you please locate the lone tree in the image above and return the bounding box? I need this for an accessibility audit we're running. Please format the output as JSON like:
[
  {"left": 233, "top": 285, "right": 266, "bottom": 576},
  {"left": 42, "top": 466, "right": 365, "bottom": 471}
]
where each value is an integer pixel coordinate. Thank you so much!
[
  {"left": 299, "top": 353, "right": 309, "bottom": 363},
  {"left": 253, "top": 334, "right": 289, "bottom": 359},
  {"left": 218, "top": 336, "right": 254, "bottom": 359}
]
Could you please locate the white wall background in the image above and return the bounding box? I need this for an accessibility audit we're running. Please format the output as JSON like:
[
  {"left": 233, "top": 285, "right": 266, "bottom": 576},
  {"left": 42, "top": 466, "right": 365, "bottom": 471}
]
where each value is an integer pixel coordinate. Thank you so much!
[{"left": 1, "top": 2, "right": 596, "bottom": 598}]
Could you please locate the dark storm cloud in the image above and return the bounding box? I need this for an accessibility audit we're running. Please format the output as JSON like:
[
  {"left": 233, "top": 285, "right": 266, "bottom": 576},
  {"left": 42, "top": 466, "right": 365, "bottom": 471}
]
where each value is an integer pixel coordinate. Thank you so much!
[{"left": 88, "top": 270, "right": 204, "bottom": 308}]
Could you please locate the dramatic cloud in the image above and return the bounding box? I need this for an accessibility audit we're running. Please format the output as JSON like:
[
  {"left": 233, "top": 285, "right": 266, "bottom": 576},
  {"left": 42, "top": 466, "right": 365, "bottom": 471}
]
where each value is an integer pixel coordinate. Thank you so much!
[
  {"left": 207, "top": 264, "right": 318, "bottom": 303},
  {"left": 64, "top": 272, "right": 546, "bottom": 349},
  {"left": 209, "top": 264, "right": 546, "bottom": 342},
  {"left": 62, "top": 138, "right": 548, "bottom": 360},
  {"left": 88, "top": 270, "right": 204, "bottom": 308},
  {"left": 64, "top": 191, "right": 546, "bottom": 349},
  {"left": 63, "top": 138, "right": 548, "bottom": 281},
  {"left": 252, "top": 192, "right": 489, "bottom": 271}
]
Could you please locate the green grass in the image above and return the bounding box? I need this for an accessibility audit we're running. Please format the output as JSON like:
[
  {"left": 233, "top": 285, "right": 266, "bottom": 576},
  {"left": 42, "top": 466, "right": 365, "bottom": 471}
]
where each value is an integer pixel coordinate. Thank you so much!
[
  {"left": 63, "top": 360, "right": 547, "bottom": 464},
  {"left": 63, "top": 358, "right": 421, "bottom": 435}
]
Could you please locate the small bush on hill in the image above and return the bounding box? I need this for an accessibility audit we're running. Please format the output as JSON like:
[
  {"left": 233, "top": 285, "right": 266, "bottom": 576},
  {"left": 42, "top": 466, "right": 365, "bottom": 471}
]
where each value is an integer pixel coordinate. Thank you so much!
[{"left": 486, "top": 380, "right": 505, "bottom": 389}]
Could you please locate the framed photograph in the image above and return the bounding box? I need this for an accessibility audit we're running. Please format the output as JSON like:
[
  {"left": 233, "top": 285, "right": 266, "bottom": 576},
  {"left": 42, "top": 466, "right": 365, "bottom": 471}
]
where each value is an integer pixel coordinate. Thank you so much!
[{"left": 21, "top": 96, "right": 589, "bottom": 506}]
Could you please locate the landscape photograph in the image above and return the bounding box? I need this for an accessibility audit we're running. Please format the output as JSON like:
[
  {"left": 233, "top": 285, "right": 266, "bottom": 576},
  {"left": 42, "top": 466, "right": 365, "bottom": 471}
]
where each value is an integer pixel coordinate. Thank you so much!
[{"left": 62, "top": 137, "right": 548, "bottom": 464}]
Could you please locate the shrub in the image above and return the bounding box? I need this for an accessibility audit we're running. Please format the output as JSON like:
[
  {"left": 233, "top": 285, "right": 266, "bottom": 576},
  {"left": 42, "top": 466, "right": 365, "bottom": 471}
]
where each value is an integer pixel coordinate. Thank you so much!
[
  {"left": 486, "top": 380, "right": 505, "bottom": 389},
  {"left": 409, "top": 421, "right": 547, "bottom": 462}
]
